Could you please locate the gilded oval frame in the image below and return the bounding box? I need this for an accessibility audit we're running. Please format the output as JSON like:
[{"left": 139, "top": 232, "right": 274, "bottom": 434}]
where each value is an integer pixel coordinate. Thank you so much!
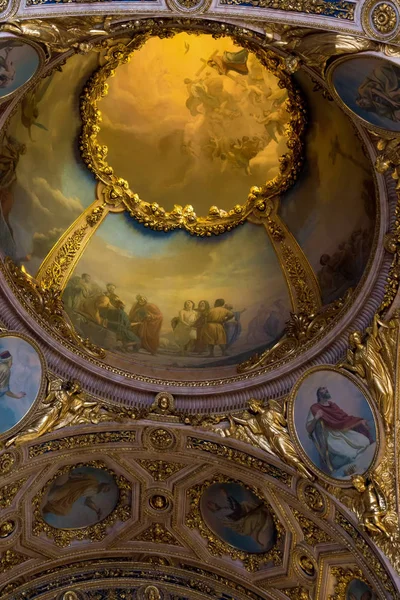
[
  {"left": 79, "top": 21, "right": 306, "bottom": 236},
  {"left": 0, "top": 34, "right": 46, "bottom": 104},
  {"left": 287, "top": 365, "right": 383, "bottom": 487},
  {"left": 0, "top": 331, "right": 47, "bottom": 443}
]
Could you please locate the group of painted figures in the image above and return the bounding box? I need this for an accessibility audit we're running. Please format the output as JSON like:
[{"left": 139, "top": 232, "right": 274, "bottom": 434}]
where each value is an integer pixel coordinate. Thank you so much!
[{"left": 63, "top": 274, "right": 248, "bottom": 357}]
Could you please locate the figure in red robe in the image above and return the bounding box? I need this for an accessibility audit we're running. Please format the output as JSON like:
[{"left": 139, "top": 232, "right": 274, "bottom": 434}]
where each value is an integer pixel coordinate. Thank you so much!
[{"left": 129, "top": 295, "right": 163, "bottom": 355}]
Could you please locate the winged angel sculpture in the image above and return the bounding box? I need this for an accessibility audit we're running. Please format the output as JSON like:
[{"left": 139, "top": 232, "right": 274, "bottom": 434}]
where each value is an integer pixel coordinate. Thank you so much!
[
  {"left": 211, "top": 397, "right": 314, "bottom": 480},
  {"left": 5, "top": 378, "right": 133, "bottom": 447}
]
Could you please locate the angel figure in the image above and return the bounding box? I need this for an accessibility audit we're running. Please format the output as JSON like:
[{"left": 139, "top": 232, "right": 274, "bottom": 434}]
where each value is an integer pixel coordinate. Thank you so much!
[
  {"left": 221, "top": 398, "right": 314, "bottom": 480},
  {"left": 5, "top": 379, "right": 125, "bottom": 447},
  {"left": 351, "top": 475, "right": 391, "bottom": 539},
  {"left": 340, "top": 314, "right": 394, "bottom": 431}
]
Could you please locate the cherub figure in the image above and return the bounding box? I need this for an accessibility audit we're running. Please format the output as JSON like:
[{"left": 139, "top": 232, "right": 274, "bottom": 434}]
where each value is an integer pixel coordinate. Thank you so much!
[{"left": 351, "top": 474, "right": 391, "bottom": 539}]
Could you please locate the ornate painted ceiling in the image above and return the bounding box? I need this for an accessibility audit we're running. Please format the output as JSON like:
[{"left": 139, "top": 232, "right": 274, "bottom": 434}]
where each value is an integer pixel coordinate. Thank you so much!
[{"left": 0, "top": 0, "right": 400, "bottom": 598}]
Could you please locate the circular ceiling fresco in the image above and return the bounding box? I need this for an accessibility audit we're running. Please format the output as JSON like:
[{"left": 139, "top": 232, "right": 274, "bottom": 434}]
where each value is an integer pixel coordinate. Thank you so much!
[{"left": 0, "top": 26, "right": 379, "bottom": 383}]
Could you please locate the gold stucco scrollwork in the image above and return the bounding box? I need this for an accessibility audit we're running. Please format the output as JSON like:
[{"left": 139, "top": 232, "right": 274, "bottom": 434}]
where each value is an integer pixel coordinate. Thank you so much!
[
  {"left": 5, "top": 378, "right": 136, "bottom": 448},
  {"left": 1, "top": 258, "right": 105, "bottom": 358},
  {"left": 0, "top": 451, "right": 16, "bottom": 476},
  {"left": 79, "top": 21, "right": 306, "bottom": 237},
  {"left": 136, "top": 523, "right": 180, "bottom": 545},
  {"left": 0, "top": 478, "right": 26, "bottom": 509},
  {"left": 210, "top": 398, "right": 314, "bottom": 480},
  {"left": 0, "top": 520, "right": 15, "bottom": 538},
  {"left": 0, "top": 549, "right": 28, "bottom": 574}
]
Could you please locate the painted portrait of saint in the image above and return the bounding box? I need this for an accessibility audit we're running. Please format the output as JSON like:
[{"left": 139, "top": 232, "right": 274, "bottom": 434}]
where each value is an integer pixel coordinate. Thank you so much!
[
  {"left": 41, "top": 466, "right": 119, "bottom": 529},
  {"left": 0, "top": 334, "right": 43, "bottom": 435},
  {"left": 200, "top": 482, "right": 276, "bottom": 553},
  {"left": 292, "top": 368, "right": 378, "bottom": 481},
  {"left": 346, "top": 578, "right": 377, "bottom": 600}
]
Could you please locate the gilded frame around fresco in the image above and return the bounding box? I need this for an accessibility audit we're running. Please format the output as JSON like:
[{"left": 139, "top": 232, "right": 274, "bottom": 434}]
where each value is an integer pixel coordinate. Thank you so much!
[
  {"left": 328, "top": 565, "right": 380, "bottom": 600},
  {"left": 32, "top": 460, "right": 131, "bottom": 546},
  {"left": 185, "top": 474, "right": 284, "bottom": 572},
  {"left": 326, "top": 52, "right": 400, "bottom": 138},
  {"left": 79, "top": 20, "right": 306, "bottom": 236},
  {"left": 0, "top": 34, "right": 46, "bottom": 104},
  {"left": 0, "top": 331, "right": 47, "bottom": 444},
  {"left": 287, "top": 364, "right": 383, "bottom": 487}
]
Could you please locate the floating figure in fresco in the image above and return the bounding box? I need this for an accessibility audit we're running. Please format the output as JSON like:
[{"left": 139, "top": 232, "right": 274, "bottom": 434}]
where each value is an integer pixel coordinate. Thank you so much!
[
  {"left": 104, "top": 282, "right": 121, "bottom": 308},
  {"left": 21, "top": 76, "right": 52, "bottom": 140},
  {"left": 306, "top": 386, "right": 374, "bottom": 475},
  {"left": 184, "top": 76, "right": 218, "bottom": 117},
  {"left": 263, "top": 299, "right": 286, "bottom": 342},
  {"left": 253, "top": 108, "right": 287, "bottom": 144},
  {"left": 356, "top": 63, "right": 400, "bottom": 123},
  {"left": 0, "top": 47, "right": 15, "bottom": 89},
  {"left": 0, "top": 135, "right": 26, "bottom": 189},
  {"left": 224, "top": 304, "right": 246, "bottom": 349},
  {"left": 0, "top": 350, "right": 26, "bottom": 400},
  {"left": 200, "top": 299, "right": 234, "bottom": 357},
  {"left": 207, "top": 48, "right": 249, "bottom": 77},
  {"left": 105, "top": 299, "right": 140, "bottom": 352},
  {"left": 63, "top": 273, "right": 93, "bottom": 311},
  {"left": 206, "top": 486, "right": 275, "bottom": 549},
  {"left": 226, "top": 136, "right": 263, "bottom": 175},
  {"left": 129, "top": 295, "right": 163, "bottom": 355},
  {"left": 246, "top": 304, "right": 270, "bottom": 344},
  {"left": 172, "top": 300, "right": 198, "bottom": 355},
  {"left": 42, "top": 470, "right": 111, "bottom": 521}
]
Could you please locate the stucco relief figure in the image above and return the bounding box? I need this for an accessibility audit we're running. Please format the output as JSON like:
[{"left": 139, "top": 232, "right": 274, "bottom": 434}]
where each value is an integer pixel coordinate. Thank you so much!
[
  {"left": 216, "top": 398, "right": 313, "bottom": 480},
  {"left": 341, "top": 314, "right": 394, "bottom": 430},
  {"left": 351, "top": 475, "right": 391, "bottom": 539},
  {"left": 306, "top": 386, "right": 374, "bottom": 476},
  {"left": 5, "top": 379, "right": 127, "bottom": 447}
]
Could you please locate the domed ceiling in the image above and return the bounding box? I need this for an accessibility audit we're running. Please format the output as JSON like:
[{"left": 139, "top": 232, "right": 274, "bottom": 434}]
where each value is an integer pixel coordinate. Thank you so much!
[{"left": 0, "top": 26, "right": 378, "bottom": 382}]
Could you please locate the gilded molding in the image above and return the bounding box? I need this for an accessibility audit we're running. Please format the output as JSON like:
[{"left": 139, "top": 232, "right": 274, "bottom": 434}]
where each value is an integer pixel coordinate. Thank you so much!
[
  {"left": 29, "top": 430, "right": 136, "bottom": 457},
  {"left": 79, "top": 20, "right": 306, "bottom": 237},
  {"left": 137, "top": 459, "right": 185, "bottom": 481},
  {"left": 186, "top": 437, "right": 291, "bottom": 484},
  {"left": 362, "top": 0, "right": 400, "bottom": 41},
  {"left": 0, "top": 550, "right": 29, "bottom": 574},
  {"left": 32, "top": 461, "right": 131, "bottom": 547},
  {"left": 220, "top": 0, "right": 355, "bottom": 19},
  {"left": 0, "top": 478, "right": 26, "bottom": 509},
  {"left": 186, "top": 474, "right": 284, "bottom": 571},
  {"left": 1, "top": 258, "right": 105, "bottom": 358},
  {"left": 292, "top": 509, "right": 332, "bottom": 545},
  {"left": 136, "top": 524, "right": 180, "bottom": 545}
]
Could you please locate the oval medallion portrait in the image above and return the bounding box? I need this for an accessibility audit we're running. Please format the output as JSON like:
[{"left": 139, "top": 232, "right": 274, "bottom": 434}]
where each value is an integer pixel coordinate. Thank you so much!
[
  {"left": 346, "top": 578, "right": 377, "bottom": 599},
  {"left": 289, "top": 367, "right": 379, "bottom": 483},
  {"left": 200, "top": 482, "right": 276, "bottom": 553},
  {"left": 0, "top": 333, "right": 44, "bottom": 436},
  {"left": 327, "top": 54, "right": 400, "bottom": 134},
  {"left": 41, "top": 466, "right": 119, "bottom": 529},
  {"left": 0, "top": 37, "right": 41, "bottom": 101}
]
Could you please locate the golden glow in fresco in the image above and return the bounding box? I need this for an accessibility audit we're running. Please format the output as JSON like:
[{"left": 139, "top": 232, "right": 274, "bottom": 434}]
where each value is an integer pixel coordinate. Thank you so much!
[{"left": 98, "top": 33, "right": 290, "bottom": 214}]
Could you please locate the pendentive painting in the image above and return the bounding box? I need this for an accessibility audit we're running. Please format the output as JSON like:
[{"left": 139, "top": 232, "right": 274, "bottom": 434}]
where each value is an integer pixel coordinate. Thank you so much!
[
  {"left": 200, "top": 482, "right": 276, "bottom": 553},
  {"left": 41, "top": 466, "right": 119, "bottom": 529},
  {"left": 330, "top": 55, "right": 400, "bottom": 133},
  {"left": 63, "top": 219, "right": 292, "bottom": 369},
  {"left": 0, "top": 334, "right": 43, "bottom": 435},
  {"left": 290, "top": 367, "right": 378, "bottom": 481},
  {"left": 0, "top": 38, "right": 40, "bottom": 100},
  {"left": 346, "top": 578, "right": 377, "bottom": 600}
]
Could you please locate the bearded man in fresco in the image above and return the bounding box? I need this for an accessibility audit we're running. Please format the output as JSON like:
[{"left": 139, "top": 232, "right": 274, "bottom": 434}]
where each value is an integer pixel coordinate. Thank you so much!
[
  {"left": 0, "top": 350, "right": 26, "bottom": 399},
  {"left": 306, "top": 386, "right": 373, "bottom": 474},
  {"left": 129, "top": 295, "right": 163, "bottom": 355}
]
